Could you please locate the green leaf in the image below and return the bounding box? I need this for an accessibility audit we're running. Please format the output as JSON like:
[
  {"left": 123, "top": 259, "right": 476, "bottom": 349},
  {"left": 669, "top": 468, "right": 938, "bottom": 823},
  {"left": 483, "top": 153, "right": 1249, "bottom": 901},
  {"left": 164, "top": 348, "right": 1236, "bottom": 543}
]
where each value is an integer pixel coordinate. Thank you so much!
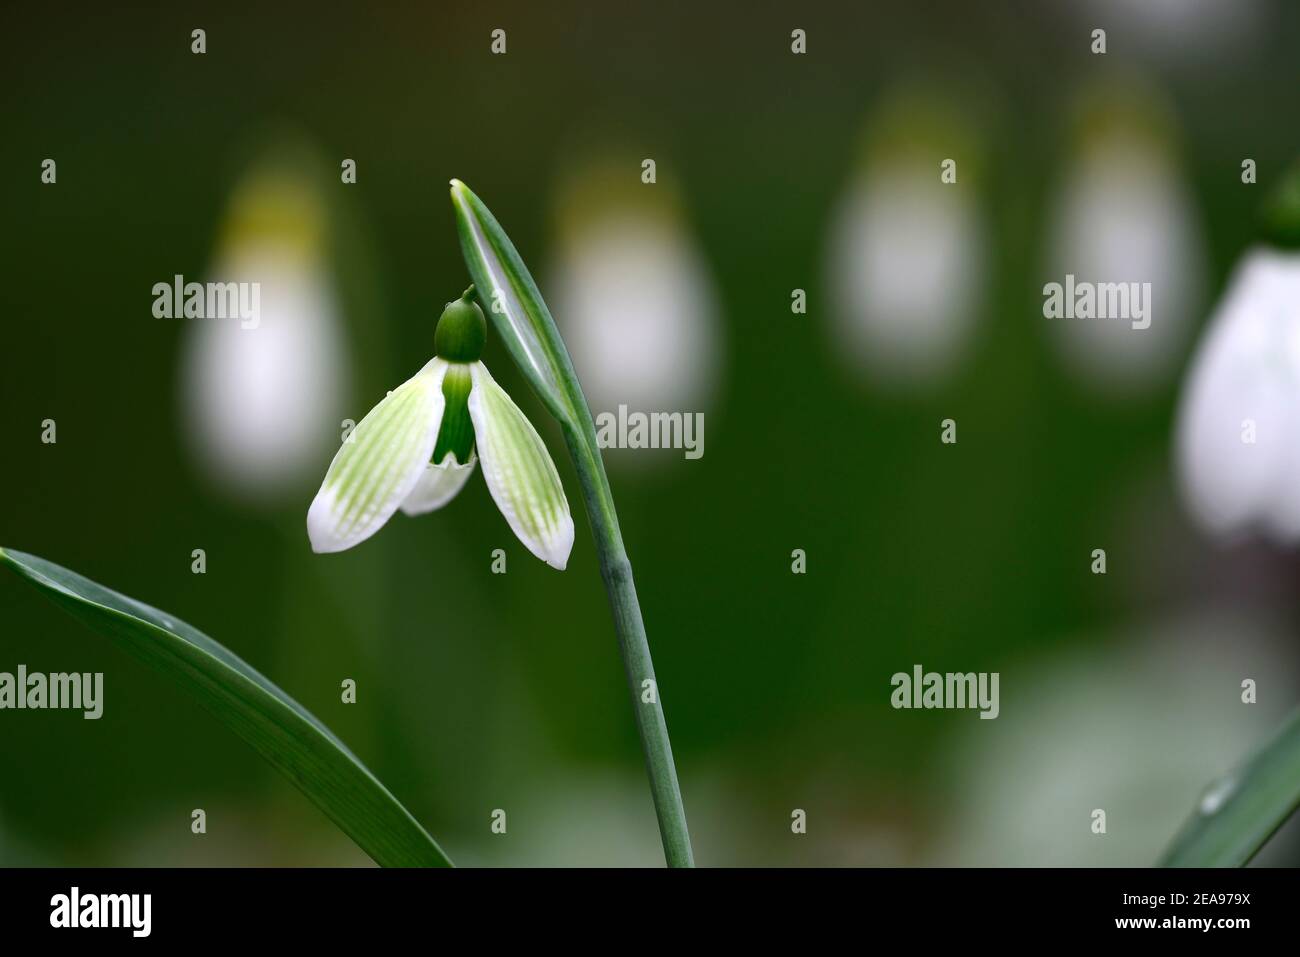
[
  {"left": 449, "top": 178, "right": 589, "bottom": 431},
  {"left": 0, "top": 547, "right": 452, "bottom": 868},
  {"left": 448, "top": 178, "right": 621, "bottom": 542},
  {"left": 448, "top": 180, "right": 696, "bottom": 866},
  {"left": 1160, "top": 708, "right": 1300, "bottom": 867}
]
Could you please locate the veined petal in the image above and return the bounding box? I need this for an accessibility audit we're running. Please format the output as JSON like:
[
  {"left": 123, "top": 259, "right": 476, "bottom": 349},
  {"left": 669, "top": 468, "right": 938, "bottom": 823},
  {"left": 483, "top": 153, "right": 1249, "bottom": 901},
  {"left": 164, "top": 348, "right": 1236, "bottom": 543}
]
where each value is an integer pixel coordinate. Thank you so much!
[
  {"left": 467, "top": 362, "right": 574, "bottom": 569},
  {"left": 308, "top": 358, "right": 448, "bottom": 553},
  {"left": 400, "top": 452, "right": 477, "bottom": 516}
]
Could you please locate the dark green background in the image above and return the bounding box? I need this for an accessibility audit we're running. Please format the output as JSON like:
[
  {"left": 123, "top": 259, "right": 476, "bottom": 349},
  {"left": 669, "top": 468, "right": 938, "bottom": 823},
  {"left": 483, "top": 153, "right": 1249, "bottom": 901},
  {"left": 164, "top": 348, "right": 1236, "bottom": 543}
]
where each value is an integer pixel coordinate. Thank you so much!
[{"left": 2, "top": 2, "right": 1298, "bottom": 865}]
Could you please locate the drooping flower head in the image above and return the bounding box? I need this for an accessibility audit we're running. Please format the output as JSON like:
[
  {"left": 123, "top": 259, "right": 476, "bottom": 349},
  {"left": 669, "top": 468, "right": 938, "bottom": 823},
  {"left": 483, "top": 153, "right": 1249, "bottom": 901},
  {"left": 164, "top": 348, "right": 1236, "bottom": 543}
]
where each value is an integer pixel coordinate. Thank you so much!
[
  {"left": 184, "top": 142, "right": 351, "bottom": 502},
  {"left": 1175, "top": 163, "right": 1300, "bottom": 541},
  {"left": 307, "top": 290, "right": 574, "bottom": 568},
  {"left": 1175, "top": 247, "right": 1300, "bottom": 540}
]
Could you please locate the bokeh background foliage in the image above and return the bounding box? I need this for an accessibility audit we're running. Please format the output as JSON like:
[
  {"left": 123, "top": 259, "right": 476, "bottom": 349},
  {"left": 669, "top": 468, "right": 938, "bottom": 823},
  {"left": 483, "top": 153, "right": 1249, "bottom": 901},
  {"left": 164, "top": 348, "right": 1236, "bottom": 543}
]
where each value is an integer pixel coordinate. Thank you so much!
[{"left": 2, "top": 2, "right": 1300, "bottom": 865}]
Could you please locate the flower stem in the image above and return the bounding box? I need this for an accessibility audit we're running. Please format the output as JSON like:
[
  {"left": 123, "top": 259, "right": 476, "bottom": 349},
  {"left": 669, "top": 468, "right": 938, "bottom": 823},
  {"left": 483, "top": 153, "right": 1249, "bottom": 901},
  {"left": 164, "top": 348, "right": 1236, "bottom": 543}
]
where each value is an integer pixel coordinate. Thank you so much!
[
  {"left": 561, "top": 424, "right": 695, "bottom": 867},
  {"left": 447, "top": 181, "right": 694, "bottom": 866}
]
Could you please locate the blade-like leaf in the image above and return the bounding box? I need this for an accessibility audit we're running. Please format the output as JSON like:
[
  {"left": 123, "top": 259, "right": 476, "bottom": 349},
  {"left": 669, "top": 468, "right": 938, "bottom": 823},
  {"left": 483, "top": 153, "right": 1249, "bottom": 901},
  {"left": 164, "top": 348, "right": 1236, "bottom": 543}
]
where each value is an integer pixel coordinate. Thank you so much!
[
  {"left": 449, "top": 178, "right": 618, "bottom": 540},
  {"left": 0, "top": 547, "right": 451, "bottom": 868},
  {"left": 448, "top": 180, "right": 695, "bottom": 866},
  {"left": 450, "top": 178, "right": 589, "bottom": 432},
  {"left": 1160, "top": 708, "right": 1300, "bottom": 867}
]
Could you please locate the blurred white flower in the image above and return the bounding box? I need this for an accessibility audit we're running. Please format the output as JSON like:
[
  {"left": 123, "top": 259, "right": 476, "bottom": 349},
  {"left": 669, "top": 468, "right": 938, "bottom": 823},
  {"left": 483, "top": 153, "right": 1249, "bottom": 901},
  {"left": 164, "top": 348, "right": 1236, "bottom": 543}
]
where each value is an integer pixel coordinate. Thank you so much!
[
  {"left": 1066, "top": 0, "right": 1263, "bottom": 63},
  {"left": 828, "top": 161, "right": 986, "bottom": 388},
  {"left": 1040, "top": 94, "right": 1201, "bottom": 395},
  {"left": 1176, "top": 248, "right": 1300, "bottom": 541},
  {"left": 1046, "top": 123, "right": 1205, "bottom": 392},
  {"left": 182, "top": 161, "right": 349, "bottom": 502},
  {"left": 548, "top": 169, "right": 720, "bottom": 418},
  {"left": 826, "top": 88, "right": 992, "bottom": 392}
]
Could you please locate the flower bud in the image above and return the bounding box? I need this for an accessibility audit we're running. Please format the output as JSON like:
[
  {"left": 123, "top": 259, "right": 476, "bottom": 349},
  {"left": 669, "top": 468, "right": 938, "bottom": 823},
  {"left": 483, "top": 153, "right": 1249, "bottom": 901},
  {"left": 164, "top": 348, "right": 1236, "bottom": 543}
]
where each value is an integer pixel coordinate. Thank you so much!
[{"left": 434, "top": 290, "right": 486, "bottom": 362}]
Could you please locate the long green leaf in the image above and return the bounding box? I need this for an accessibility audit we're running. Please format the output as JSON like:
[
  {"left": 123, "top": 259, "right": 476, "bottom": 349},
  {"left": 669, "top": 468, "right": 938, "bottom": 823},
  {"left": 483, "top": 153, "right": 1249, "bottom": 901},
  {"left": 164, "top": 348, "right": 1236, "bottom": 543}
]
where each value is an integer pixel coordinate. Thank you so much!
[
  {"left": 450, "top": 178, "right": 589, "bottom": 432},
  {"left": 0, "top": 546, "right": 451, "bottom": 867},
  {"left": 1160, "top": 708, "right": 1300, "bottom": 866}
]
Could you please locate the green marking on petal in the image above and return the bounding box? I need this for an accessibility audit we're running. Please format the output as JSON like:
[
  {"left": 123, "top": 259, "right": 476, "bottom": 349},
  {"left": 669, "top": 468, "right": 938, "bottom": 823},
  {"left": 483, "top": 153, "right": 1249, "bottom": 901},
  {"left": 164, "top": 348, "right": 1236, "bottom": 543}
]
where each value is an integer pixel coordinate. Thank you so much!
[
  {"left": 400, "top": 453, "right": 477, "bottom": 516},
  {"left": 307, "top": 359, "right": 448, "bottom": 553},
  {"left": 432, "top": 362, "right": 475, "bottom": 465},
  {"left": 467, "top": 362, "right": 574, "bottom": 570}
]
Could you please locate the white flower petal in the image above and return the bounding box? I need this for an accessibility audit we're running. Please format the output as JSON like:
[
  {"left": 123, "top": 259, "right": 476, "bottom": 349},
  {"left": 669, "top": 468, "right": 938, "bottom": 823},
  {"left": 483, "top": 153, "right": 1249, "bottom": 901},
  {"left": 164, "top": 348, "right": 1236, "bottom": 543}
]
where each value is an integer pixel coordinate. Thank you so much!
[
  {"left": 828, "top": 160, "right": 986, "bottom": 389},
  {"left": 1046, "top": 130, "right": 1205, "bottom": 391},
  {"left": 1176, "top": 248, "right": 1300, "bottom": 541},
  {"left": 550, "top": 209, "right": 719, "bottom": 414},
  {"left": 308, "top": 358, "right": 448, "bottom": 553},
  {"left": 400, "top": 453, "right": 477, "bottom": 516},
  {"left": 184, "top": 182, "right": 350, "bottom": 502},
  {"left": 467, "top": 362, "right": 574, "bottom": 569}
]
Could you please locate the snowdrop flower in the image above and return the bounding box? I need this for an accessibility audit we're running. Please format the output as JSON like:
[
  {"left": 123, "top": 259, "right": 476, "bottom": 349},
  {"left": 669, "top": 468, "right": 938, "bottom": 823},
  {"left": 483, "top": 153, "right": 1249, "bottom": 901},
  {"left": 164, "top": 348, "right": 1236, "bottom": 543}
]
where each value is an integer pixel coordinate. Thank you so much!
[
  {"left": 1045, "top": 88, "right": 1204, "bottom": 393},
  {"left": 548, "top": 164, "right": 720, "bottom": 416},
  {"left": 1175, "top": 247, "right": 1300, "bottom": 540},
  {"left": 828, "top": 163, "right": 985, "bottom": 387},
  {"left": 307, "top": 290, "right": 574, "bottom": 568},
  {"left": 183, "top": 158, "right": 349, "bottom": 502},
  {"left": 826, "top": 93, "right": 988, "bottom": 390}
]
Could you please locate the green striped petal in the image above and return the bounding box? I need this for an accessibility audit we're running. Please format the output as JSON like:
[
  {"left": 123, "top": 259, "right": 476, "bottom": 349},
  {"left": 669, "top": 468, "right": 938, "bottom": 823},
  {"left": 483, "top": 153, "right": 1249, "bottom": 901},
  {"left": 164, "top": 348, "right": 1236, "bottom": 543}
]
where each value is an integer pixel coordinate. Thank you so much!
[
  {"left": 467, "top": 361, "right": 574, "bottom": 569},
  {"left": 308, "top": 358, "right": 448, "bottom": 553}
]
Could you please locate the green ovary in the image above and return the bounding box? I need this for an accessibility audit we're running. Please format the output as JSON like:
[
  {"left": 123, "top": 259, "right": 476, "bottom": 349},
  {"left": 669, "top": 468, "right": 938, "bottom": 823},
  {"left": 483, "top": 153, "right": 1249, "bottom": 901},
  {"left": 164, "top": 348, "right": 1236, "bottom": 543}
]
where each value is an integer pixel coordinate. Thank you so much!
[{"left": 433, "top": 363, "right": 475, "bottom": 464}]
